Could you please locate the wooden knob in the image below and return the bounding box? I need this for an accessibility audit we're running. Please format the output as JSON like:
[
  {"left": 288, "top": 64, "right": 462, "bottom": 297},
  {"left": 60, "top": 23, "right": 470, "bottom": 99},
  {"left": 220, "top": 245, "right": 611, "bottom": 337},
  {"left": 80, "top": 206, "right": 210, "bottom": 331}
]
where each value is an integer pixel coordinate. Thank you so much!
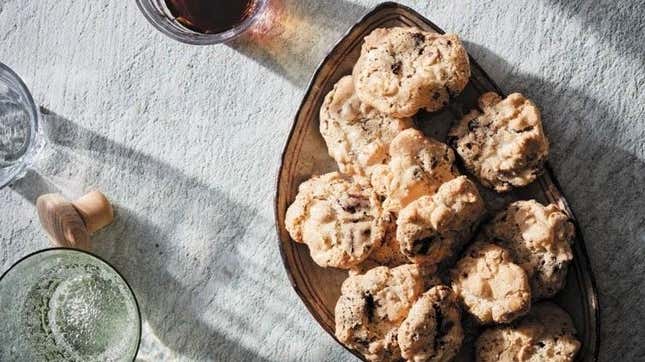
[
  {"left": 72, "top": 191, "right": 114, "bottom": 234},
  {"left": 36, "top": 191, "right": 114, "bottom": 250}
]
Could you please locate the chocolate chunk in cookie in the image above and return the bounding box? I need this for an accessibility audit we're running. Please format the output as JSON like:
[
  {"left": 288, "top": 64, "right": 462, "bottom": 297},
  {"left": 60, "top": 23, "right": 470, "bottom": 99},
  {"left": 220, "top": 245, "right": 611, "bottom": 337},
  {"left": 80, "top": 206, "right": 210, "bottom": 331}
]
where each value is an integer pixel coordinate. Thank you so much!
[{"left": 448, "top": 92, "right": 549, "bottom": 192}]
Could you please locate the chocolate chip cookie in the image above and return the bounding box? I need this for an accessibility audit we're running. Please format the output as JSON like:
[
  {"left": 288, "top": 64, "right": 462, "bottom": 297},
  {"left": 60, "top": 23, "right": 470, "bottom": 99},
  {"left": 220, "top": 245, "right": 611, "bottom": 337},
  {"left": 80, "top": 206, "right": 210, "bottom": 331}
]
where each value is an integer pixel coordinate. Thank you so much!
[
  {"left": 451, "top": 241, "right": 531, "bottom": 324},
  {"left": 397, "top": 176, "right": 486, "bottom": 265},
  {"left": 398, "top": 285, "right": 464, "bottom": 362},
  {"left": 371, "top": 128, "right": 459, "bottom": 213},
  {"left": 448, "top": 92, "right": 549, "bottom": 192},
  {"left": 353, "top": 27, "right": 470, "bottom": 117},
  {"left": 335, "top": 264, "right": 425, "bottom": 361},
  {"left": 485, "top": 200, "right": 574, "bottom": 299},
  {"left": 320, "top": 76, "right": 414, "bottom": 176},
  {"left": 476, "top": 302, "right": 581, "bottom": 361},
  {"left": 285, "top": 172, "right": 386, "bottom": 269}
]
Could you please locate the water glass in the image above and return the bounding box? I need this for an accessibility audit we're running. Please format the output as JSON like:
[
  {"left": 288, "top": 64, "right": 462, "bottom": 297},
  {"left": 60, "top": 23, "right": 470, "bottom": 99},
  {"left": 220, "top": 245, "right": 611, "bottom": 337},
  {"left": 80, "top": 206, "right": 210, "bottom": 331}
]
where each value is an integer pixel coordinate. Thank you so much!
[
  {"left": 0, "top": 248, "right": 141, "bottom": 361},
  {"left": 0, "top": 62, "right": 41, "bottom": 190}
]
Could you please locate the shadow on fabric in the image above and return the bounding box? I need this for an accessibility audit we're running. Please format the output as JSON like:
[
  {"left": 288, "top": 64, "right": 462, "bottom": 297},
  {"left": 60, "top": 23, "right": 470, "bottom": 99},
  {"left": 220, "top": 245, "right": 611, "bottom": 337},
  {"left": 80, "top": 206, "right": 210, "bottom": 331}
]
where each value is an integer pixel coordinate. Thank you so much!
[{"left": 22, "top": 108, "right": 273, "bottom": 361}]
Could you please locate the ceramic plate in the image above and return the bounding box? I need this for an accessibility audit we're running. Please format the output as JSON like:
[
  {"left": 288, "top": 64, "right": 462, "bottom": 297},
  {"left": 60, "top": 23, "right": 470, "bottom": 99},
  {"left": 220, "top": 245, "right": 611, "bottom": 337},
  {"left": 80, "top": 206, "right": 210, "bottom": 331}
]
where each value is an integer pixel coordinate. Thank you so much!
[{"left": 275, "top": 2, "right": 599, "bottom": 360}]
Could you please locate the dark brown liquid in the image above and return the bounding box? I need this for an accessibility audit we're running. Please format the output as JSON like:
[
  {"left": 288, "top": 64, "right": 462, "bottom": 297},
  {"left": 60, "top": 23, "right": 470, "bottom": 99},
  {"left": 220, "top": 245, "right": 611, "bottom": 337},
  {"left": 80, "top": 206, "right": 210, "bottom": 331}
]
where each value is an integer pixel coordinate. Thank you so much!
[{"left": 165, "top": 0, "right": 258, "bottom": 34}]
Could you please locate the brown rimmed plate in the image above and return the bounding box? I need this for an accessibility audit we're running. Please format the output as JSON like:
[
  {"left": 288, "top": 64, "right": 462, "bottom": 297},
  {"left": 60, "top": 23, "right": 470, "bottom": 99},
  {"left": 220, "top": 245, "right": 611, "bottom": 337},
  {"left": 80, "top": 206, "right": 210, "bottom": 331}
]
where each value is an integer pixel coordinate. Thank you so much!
[{"left": 275, "top": 2, "right": 599, "bottom": 360}]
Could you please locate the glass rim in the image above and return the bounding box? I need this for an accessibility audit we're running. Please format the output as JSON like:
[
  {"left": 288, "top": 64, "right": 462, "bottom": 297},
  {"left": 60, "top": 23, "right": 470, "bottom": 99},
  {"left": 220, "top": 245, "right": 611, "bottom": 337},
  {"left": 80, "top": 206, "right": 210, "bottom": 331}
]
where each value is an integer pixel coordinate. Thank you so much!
[
  {"left": 134, "top": 0, "right": 268, "bottom": 45},
  {"left": 0, "top": 247, "right": 142, "bottom": 360},
  {"left": 0, "top": 62, "right": 40, "bottom": 190}
]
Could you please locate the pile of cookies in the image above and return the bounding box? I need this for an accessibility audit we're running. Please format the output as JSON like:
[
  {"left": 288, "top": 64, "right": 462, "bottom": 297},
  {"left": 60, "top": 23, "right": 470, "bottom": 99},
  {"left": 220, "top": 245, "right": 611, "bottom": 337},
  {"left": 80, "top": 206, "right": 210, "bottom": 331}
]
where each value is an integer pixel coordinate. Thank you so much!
[{"left": 285, "top": 27, "right": 581, "bottom": 361}]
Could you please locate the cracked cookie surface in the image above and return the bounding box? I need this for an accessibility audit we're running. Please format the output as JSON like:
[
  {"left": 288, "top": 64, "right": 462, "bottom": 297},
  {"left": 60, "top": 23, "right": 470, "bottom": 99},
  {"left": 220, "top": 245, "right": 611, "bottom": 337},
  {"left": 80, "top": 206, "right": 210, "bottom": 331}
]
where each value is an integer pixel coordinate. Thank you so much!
[
  {"left": 371, "top": 129, "right": 459, "bottom": 213},
  {"left": 451, "top": 241, "right": 531, "bottom": 324},
  {"left": 335, "top": 264, "right": 425, "bottom": 361},
  {"left": 353, "top": 27, "right": 470, "bottom": 117},
  {"left": 485, "top": 200, "right": 574, "bottom": 300},
  {"left": 448, "top": 92, "right": 549, "bottom": 192},
  {"left": 285, "top": 172, "right": 386, "bottom": 269},
  {"left": 476, "top": 302, "right": 581, "bottom": 362},
  {"left": 398, "top": 285, "right": 464, "bottom": 362},
  {"left": 397, "top": 176, "right": 486, "bottom": 265},
  {"left": 320, "top": 75, "right": 413, "bottom": 176}
]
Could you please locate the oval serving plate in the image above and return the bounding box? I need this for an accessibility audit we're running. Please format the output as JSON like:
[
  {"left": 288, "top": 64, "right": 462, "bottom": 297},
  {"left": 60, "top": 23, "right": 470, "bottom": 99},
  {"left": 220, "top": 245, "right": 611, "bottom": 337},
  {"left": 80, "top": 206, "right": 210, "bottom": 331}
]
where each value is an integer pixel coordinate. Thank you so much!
[{"left": 275, "top": 2, "right": 599, "bottom": 361}]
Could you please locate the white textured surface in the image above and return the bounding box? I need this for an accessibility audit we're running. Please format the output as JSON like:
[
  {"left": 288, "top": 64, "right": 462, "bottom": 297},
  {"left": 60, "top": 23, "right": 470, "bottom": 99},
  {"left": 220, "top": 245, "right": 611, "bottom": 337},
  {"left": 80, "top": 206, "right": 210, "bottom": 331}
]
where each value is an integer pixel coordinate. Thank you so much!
[{"left": 0, "top": 0, "right": 643, "bottom": 361}]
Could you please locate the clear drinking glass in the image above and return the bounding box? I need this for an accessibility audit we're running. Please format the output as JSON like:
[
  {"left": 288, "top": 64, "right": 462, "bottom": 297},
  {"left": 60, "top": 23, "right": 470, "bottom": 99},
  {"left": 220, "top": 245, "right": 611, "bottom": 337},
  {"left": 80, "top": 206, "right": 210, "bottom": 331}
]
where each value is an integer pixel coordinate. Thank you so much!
[
  {"left": 135, "top": 0, "right": 268, "bottom": 45},
  {"left": 0, "top": 248, "right": 141, "bottom": 362},
  {"left": 0, "top": 62, "right": 42, "bottom": 189}
]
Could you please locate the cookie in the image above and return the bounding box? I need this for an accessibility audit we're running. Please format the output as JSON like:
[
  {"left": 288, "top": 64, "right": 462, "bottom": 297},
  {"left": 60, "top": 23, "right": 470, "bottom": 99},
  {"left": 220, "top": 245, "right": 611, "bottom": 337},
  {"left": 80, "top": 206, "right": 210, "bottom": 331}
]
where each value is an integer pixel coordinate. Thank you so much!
[
  {"left": 320, "top": 76, "right": 414, "bottom": 176},
  {"left": 335, "top": 264, "right": 425, "bottom": 361},
  {"left": 285, "top": 172, "right": 386, "bottom": 269},
  {"left": 397, "top": 176, "right": 486, "bottom": 265},
  {"left": 398, "top": 285, "right": 464, "bottom": 362},
  {"left": 485, "top": 200, "right": 574, "bottom": 299},
  {"left": 448, "top": 92, "right": 549, "bottom": 192},
  {"left": 372, "top": 129, "right": 459, "bottom": 213},
  {"left": 450, "top": 241, "right": 531, "bottom": 324},
  {"left": 353, "top": 27, "right": 470, "bottom": 117},
  {"left": 476, "top": 302, "right": 581, "bottom": 362}
]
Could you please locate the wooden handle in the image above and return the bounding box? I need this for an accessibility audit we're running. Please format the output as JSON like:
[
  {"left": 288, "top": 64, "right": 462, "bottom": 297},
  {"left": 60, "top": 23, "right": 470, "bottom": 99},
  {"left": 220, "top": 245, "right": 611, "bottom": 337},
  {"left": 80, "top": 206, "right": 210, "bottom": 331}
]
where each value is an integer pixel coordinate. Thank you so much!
[
  {"left": 72, "top": 191, "right": 114, "bottom": 234},
  {"left": 36, "top": 191, "right": 114, "bottom": 250}
]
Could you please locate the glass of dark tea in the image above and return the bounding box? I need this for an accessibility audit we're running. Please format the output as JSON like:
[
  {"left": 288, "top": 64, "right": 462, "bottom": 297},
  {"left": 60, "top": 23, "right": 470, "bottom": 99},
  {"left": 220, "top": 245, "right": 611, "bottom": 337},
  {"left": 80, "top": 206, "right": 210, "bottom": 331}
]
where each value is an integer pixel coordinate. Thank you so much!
[{"left": 135, "top": 0, "right": 268, "bottom": 44}]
